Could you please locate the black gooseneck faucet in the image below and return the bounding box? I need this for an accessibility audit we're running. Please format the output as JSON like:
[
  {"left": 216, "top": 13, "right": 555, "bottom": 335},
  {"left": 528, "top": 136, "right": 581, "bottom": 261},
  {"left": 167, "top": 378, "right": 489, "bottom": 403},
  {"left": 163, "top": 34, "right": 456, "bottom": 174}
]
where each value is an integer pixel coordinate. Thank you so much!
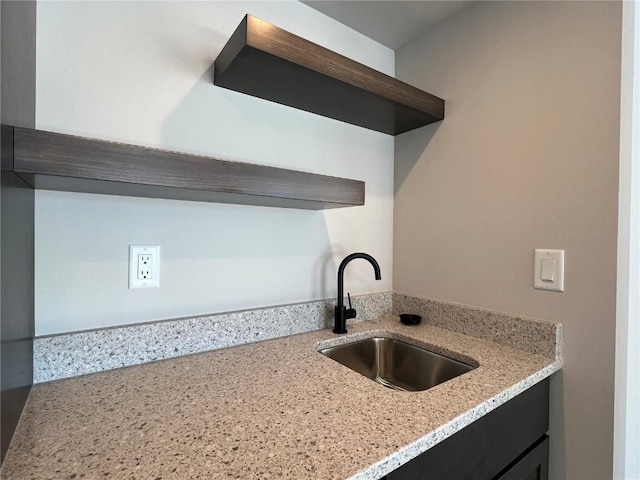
[{"left": 334, "top": 252, "right": 381, "bottom": 334}]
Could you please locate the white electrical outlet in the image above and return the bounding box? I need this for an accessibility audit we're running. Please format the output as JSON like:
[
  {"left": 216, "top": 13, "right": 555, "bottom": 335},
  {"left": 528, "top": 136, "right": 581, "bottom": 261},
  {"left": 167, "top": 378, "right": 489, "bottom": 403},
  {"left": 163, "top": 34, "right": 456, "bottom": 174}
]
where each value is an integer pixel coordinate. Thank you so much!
[{"left": 129, "top": 245, "right": 160, "bottom": 289}]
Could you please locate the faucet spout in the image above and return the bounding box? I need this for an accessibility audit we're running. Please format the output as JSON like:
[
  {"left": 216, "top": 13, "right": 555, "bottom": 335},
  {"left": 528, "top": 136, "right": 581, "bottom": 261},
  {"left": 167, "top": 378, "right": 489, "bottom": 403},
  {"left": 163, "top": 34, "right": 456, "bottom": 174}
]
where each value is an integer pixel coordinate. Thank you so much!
[{"left": 334, "top": 252, "right": 382, "bottom": 334}]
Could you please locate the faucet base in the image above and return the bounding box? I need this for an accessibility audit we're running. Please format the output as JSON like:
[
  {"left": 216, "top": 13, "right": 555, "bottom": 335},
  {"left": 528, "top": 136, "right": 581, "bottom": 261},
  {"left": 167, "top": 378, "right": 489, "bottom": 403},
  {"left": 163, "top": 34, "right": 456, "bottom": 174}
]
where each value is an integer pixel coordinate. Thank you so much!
[{"left": 333, "top": 306, "right": 348, "bottom": 334}]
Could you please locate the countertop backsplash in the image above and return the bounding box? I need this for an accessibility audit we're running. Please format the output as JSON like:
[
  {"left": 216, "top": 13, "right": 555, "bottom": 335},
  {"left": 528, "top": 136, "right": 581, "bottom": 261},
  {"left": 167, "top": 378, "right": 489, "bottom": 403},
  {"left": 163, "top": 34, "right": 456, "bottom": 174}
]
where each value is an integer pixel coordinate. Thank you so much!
[
  {"left": 34, "top": 292, "right": 561, "bottom": 383},
  {"left": 392, "top": 293, "right": 563, "bottom": 360},
  {"left": 34, "top": 292, "right": 393, "bottom": 383}
]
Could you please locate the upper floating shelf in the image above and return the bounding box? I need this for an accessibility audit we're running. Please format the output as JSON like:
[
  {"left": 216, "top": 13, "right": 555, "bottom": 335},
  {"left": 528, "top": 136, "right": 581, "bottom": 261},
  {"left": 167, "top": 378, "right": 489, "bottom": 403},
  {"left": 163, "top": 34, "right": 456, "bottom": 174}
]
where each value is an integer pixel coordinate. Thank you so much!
[
  {"left": 1, "top": 126, "right": 364, "bottom": 210},
  {"left": 214, "top": 15, "right": 445, "bottom": 136}
]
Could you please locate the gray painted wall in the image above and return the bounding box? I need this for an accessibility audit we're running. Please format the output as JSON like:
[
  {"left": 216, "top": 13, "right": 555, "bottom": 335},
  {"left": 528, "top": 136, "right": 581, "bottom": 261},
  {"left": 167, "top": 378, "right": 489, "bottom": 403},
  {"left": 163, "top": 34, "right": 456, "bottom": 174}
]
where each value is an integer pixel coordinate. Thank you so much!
[
  {"left": 1, "top": 1, "right": 36, "bottom": 128},
  {"left": 394, "top": 2, "right": 621, "bottom": 478}
]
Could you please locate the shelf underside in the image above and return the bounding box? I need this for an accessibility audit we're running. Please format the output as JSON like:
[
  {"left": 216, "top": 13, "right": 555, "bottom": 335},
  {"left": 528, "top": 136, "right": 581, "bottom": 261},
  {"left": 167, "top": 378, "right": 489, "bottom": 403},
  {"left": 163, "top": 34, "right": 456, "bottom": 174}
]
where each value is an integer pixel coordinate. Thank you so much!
[
  {"left": 2, "top": 126, "right": 364, "bottom": 210},
  {"left": 214, "top": 15, "right": 445, "bottom": 136}
]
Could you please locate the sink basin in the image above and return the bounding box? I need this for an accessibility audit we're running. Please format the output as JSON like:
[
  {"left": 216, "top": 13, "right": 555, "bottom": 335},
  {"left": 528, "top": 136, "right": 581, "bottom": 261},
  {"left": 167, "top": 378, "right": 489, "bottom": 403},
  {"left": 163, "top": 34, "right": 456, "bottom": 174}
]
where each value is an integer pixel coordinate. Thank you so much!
[{"left": 319, "top": 336, "right": 475, "bottom": 392}]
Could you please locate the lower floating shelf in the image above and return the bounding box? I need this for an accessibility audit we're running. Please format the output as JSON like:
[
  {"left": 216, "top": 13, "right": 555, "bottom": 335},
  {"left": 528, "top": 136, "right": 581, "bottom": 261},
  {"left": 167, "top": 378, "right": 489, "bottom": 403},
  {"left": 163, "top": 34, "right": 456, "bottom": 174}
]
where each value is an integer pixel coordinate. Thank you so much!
[{"left": 1, "top": 126, "right": 364, "bottom": 210}]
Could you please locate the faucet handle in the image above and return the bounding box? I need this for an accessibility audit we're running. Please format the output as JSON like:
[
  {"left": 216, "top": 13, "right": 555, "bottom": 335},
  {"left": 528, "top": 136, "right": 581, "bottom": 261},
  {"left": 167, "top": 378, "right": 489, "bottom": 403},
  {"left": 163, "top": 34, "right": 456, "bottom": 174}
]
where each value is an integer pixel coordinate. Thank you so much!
[{"left": 346, "top": 292, "right": 357, "bottom": 319}]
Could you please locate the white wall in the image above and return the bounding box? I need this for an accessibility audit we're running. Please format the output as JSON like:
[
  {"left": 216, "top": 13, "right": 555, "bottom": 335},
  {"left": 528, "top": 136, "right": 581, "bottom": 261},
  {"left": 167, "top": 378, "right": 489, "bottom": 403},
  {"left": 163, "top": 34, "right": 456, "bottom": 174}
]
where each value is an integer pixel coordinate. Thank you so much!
[
  {"left": 394, "top": 2, "right": 621, "bottom": 479},
  {"left": 614, "top": 1, "right": 640, "bottom": 478},
  {"left": 34, "top": 1, "right": 394, "bottom": 336}
]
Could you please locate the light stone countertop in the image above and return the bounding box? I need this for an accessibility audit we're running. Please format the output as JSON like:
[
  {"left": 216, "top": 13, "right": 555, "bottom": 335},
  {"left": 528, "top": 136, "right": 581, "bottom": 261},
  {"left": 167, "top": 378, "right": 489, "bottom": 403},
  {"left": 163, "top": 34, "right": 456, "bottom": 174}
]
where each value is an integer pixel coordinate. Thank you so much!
[{"left": 1, "top": 315, "right": 562, "bottom": 480}]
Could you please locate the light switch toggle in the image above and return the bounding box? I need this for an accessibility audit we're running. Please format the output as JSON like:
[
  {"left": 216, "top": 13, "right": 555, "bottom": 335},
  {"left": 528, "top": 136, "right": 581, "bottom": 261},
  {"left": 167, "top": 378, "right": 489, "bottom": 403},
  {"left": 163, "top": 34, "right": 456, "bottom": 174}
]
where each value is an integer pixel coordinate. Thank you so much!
[
  {"left": 534, "top": 249, "right": 564, "bottom": 292},
  {"left": 540, "top": 257, "right": 555, "bottom": 282}
]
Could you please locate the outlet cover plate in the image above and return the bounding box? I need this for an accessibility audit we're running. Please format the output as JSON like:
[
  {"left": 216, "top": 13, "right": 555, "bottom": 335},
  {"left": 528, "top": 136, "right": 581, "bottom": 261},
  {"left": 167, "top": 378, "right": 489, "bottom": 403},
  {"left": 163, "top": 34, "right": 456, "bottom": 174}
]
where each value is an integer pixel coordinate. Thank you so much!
[{"left": 129, "top": 245, "right": 160, "bottom": 289}]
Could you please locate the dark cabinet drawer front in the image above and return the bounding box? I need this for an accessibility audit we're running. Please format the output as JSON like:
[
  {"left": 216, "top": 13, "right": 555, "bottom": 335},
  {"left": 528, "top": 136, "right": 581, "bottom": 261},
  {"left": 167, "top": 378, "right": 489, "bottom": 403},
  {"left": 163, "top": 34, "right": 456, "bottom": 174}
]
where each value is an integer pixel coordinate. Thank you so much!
[{"left": 388, "top": 379, "right": 549, "bottom": 480}]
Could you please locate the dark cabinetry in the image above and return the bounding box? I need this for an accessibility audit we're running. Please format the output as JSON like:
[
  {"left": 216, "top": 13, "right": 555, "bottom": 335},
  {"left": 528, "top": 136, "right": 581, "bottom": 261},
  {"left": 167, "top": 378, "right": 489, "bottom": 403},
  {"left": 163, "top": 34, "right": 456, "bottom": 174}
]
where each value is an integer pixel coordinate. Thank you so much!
[
  {"left": 1, "top": 131, "right": 35, "bottom": 463},
  {"left": 385, "top": 379, "right": 549, "bottom": 480},
  {"left": 495, "top": 435, "right": 548, "bottom": 480}
]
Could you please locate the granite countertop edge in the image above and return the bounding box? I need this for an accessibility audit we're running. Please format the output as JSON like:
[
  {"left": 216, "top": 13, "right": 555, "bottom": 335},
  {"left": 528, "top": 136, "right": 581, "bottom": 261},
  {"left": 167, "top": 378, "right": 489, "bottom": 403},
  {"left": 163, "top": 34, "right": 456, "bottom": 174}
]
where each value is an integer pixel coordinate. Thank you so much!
[
  {"left": 349, "top": 360, "right": 562, "bottom": 480},
  {"left": 2, "top": 314, "right": 562, "bottom": 479}
]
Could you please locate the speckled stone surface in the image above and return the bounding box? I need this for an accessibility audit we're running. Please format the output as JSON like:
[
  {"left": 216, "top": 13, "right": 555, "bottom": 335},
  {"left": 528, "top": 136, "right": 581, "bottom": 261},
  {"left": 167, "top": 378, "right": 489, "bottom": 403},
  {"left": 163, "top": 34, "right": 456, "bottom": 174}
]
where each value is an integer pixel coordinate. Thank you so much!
[
  {"left": 34, "top": 292, "right": 392, "bottom": 383},
  {"left": 4, "top": 315, "right": 562, "bottom": 480},
  {"left": 393, "top": 293, "right": 563, "bottom": 359}
]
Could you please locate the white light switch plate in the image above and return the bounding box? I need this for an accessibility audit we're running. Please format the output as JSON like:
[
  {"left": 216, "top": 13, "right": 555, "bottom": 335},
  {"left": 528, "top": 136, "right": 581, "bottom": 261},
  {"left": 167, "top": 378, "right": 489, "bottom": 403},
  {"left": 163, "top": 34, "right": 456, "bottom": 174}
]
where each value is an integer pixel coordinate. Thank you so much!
[
  {"left": 129, "top": 245, "right": 160, "bottom": 289},
  {"left": 534, "top": 249, "right": 564, "bottom": 292}
]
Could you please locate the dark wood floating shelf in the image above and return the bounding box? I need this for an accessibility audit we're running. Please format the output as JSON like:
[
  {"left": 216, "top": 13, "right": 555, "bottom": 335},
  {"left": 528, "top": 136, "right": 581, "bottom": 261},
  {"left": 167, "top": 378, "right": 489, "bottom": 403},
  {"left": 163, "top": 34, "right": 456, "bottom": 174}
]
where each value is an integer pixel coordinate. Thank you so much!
[
  {"left": 214, "top": 15, "right": 445, "bottom": 136},
  {"left": 1, "top": 126, "right": 364, "bottom": 210}
]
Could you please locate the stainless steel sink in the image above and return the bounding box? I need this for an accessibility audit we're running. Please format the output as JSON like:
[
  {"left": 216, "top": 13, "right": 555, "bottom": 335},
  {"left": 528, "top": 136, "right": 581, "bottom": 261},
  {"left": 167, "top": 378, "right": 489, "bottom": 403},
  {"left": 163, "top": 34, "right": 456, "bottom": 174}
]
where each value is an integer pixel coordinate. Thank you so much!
[{"left": 319, "top": 336, "right": 475, "bottom": 392}]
